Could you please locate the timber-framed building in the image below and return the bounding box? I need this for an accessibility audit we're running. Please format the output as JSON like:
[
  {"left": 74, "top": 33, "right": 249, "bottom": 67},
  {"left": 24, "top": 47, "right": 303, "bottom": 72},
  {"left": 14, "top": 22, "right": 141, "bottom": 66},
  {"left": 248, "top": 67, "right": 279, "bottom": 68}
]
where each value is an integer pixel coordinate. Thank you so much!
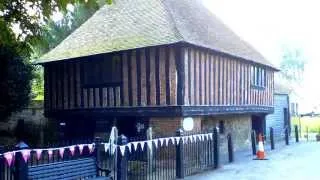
[{"left": 38, "top": 0, "right": 278, "bottom": 150}]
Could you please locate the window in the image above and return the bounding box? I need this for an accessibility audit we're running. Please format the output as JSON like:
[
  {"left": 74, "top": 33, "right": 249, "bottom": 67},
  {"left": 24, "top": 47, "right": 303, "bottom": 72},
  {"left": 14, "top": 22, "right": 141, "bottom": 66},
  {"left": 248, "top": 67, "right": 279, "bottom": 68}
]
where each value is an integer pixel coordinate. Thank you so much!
[
  {"left": 251, "top": 65, "right": 266, "bottom": 88},
  {"left": 83, "top": 55, "right": 121, "bottom": 87}
]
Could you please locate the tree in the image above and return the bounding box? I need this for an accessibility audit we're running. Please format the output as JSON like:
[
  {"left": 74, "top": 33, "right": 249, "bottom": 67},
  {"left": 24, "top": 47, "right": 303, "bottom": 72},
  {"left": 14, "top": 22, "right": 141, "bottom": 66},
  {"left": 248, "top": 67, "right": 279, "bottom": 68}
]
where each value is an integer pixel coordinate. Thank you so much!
[
  {"left": 0, "top": 45, "right": 33, "bottom": 120},
  {"left": 31, "top": 2, "right": 100, "bottom": 100},
  {"left": 280, "top": 48, "right": 306, "bottom": 85},
  {"left": 0, "top": 0, "right": 109, "bottom": 121}
]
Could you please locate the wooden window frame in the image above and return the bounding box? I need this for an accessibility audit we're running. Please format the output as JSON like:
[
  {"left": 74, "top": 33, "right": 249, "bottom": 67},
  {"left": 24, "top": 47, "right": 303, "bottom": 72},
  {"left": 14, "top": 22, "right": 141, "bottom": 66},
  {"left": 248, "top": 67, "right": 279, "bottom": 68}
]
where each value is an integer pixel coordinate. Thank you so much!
[{"left": 251, "top": 65, "right": 266, "bottom": 89}]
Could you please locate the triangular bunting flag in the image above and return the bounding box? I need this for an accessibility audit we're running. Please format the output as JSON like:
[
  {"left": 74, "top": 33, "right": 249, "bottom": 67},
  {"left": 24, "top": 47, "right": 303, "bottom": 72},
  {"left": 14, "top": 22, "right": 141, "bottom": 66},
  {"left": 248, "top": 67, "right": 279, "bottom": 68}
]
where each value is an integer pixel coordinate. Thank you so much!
[
  {"left": 104, "top": 143, "right": 110, "bottom": 153},
  {"left": 59, "top": 148, "right": 65, "bottom": 158},
  {"left": 165, "top": 138, "right": 170, "bottom": 146},
  {"left": 4, "top": 152, "right": 14, "bottom": 167},
  {"left": 21, "top": 149, "right": 31, "bottom": 162},
  {"left": 69, "top": 146, "right": 75, "bottom": 156},
  {"left": 132, "top": 142, "right": 139, "bottom": 151},
  {"left": 87, "top": 144, "right": 94, "bottom": 153},
  {"left": 188, "top": 136, "right": 193, "bottom": 143},
  {"left": 48, "top": 150, "right": 53, "bottom": 160},
  {"left": 78, "top": 144, "right": 84, "bottom": 155},
  {"left": 201, "top": 134, "right": 205, "bottom": 141},
  {"left": 35, "top": 149, "right": 42, "bottom": 160},
  {"left": 119, "top": 146, "right": 126, "bottom": 156},
  {"left": 140, "top": 141, "right": 145, "bottom": 151}
]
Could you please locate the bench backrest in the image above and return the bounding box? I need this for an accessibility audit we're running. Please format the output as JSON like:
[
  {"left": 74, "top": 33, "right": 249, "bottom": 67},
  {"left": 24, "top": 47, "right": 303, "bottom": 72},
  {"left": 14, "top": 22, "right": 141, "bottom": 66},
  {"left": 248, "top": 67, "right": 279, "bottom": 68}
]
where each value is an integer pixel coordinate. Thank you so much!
[{"left": 28, "top": 157, "right": 98, "bottom": 180}]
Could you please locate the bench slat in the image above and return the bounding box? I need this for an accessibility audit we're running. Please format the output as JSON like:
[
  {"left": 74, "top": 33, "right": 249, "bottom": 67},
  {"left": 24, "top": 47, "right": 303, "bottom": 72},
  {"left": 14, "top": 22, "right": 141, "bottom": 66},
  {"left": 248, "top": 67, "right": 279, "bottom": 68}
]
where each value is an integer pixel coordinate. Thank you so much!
[
  {"left": 29, "top": 160, "right": 95, "bottom": 175},
  {"left": 28, "top": 157, "right": 103, "bottom": 180},
  {"left": 29, "top": 158, "right": 95, "bottom": 171}
]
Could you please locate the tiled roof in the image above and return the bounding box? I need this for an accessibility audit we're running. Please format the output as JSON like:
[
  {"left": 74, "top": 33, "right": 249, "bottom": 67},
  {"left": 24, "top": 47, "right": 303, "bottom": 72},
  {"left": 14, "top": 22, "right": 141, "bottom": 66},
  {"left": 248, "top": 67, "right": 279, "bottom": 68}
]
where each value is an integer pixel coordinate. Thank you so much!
[{"left": 37, "top": 0, "right": 277, "bottom": 69}]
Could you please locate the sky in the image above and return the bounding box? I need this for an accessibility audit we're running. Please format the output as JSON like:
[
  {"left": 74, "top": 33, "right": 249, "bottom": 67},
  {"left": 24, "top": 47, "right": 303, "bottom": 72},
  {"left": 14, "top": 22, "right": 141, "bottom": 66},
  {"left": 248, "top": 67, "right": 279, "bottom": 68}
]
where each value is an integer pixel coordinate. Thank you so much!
[{"left": 203, "top": 0, "right": 320, "bottom": 112}]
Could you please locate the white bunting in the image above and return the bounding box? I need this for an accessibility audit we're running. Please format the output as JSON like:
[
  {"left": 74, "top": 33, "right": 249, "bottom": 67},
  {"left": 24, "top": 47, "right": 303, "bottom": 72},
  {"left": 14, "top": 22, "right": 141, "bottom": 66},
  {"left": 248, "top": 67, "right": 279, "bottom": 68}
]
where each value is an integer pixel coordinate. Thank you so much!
[
  {"left": 165, "top": 138, "right": 170, "bottom": 146},
  {"left": 192, "top": 135, "right": 197, "bottom": 142},
  {"left": 59, "top": 148, "right": 65, "bottom": 158},
  {"left": 183, "top": 137, "right": 188, "bottom": 144},
  {"left": 153, "top": 140, "right": 158, "bottom": 149},
  {"left": 35, "top": 149, "right": 42, "bottom": 160},
  {"left": 87, "top": 144, "right": 94, "bottom": 153},
  {"left": 159, "top": 138, "right": 165, "bottom": 147},
  {"left": 119, "top": 146, "right": 126, "bottom": 156},
  {"left": 104, "top": 143, "right": 110, "bottom": 152},
  {"left": 140, "top": 141, "right": 145, "bottom": 150},
  {"left": 4, "top": 152, "right": 14, "bottom": 167},
  {"left": 69, "top": 146, "right": 75, "bottom": 156},
  {"left": 188, "top": 136, "right": 193, "bottom": 143},
  {"left": 209, "top": 133, "right": 213, "bottom": 140},
  {"left": 78, "top": 144, "right": 84, "bottom": 155},
  {"left": 132, "top": 142, "right": 139, "bottom": 151},
  {"left": 201, "top": 134, "right": 205, "bottom": 141}
]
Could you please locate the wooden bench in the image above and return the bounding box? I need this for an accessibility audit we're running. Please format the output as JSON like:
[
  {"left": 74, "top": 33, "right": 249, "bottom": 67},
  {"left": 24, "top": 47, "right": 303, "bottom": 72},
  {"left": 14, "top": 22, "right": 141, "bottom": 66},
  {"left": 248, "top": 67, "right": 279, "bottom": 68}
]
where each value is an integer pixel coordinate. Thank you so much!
[{"left": 28, "top": 157, "right": 112, "bottom": 180}]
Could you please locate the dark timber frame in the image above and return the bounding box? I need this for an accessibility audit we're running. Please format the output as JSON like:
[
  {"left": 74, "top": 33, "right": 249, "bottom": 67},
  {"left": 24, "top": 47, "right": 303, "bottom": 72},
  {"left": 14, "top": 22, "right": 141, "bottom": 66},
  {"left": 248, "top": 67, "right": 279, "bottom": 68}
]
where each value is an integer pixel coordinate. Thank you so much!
[{"left": 43, "top": 43, "right": 275, "bottom": 118}]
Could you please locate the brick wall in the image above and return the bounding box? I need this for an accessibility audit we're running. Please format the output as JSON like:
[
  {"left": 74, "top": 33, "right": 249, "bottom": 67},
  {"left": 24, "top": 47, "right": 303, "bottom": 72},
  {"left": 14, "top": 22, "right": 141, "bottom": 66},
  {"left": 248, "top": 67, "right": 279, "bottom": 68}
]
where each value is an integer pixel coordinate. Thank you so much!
[{"left": 149, "top": 117, "right": 182, "bottom": 137}]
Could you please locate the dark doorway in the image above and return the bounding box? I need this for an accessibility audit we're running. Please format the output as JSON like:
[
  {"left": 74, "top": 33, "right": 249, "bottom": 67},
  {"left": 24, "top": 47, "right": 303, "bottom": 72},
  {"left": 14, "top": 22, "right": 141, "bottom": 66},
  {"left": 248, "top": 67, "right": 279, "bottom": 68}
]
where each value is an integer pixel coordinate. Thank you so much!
[
  {"left": 251, "top": 115, "right": 266, "bottom": 136},
  {"left": 60, "top": 117, "right": 96, "bottom": 141},
  {"left": 116, "top": 117, "right": 148, "bottom": 140}
]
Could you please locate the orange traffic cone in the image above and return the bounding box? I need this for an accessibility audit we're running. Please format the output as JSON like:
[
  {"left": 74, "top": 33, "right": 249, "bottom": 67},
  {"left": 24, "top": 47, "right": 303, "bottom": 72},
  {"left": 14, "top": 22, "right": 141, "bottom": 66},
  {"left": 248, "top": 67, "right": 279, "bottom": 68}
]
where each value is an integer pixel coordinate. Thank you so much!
[{"left": 254, "top": 133, "right": 268, "bottom": 160}]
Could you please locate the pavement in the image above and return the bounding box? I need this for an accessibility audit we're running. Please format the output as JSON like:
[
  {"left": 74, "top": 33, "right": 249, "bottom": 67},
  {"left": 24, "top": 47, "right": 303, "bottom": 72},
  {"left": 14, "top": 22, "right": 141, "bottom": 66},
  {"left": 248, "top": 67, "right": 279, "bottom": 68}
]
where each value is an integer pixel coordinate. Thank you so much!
[{"left": 185, "top": 141, "right": 320, "bottom": 180}]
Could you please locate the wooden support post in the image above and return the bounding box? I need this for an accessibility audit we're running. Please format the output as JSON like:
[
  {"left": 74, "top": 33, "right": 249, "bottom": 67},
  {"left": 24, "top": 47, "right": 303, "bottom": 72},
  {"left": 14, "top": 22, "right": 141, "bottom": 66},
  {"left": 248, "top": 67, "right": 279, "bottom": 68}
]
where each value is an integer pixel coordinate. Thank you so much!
[
  {"left": 270, "top": 127, "right": 274, "bottom": 150},
  {"left": 14, "top": 142, "right": 29, "bottom": 180},
  {"left": 116, "top": 135, "right": 128, "bottom": 180},
  {"left": 285, "top": 128, "right": 289, "bottom": 145},
  {"left": 0, "top": 146, "right": 4, "bottom": 180},
  {"left": 176, "top": 129, "right": 184, "bottom": 179},
  {"left": 251, "top": 130, "right": 257, "bottom": 155},
  {"left": 227, "top": 133, "right": 234, "bottom": 163},
  {"left": 295, "top": 125, "right": 299, "bottom": 142},
  {"left": 94, "top": 137, "right": 102, "bottom": 176},
  {"left": 213, "top": 127, "right": 220, "bottom": 168}
]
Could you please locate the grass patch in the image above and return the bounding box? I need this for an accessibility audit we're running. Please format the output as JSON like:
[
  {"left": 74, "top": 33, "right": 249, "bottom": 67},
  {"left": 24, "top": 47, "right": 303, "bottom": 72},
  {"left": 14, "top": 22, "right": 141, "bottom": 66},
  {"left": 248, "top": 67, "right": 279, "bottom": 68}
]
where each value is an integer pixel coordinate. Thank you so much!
[{"left": 291, "top": 116, "right": 320, "bottom": 133}]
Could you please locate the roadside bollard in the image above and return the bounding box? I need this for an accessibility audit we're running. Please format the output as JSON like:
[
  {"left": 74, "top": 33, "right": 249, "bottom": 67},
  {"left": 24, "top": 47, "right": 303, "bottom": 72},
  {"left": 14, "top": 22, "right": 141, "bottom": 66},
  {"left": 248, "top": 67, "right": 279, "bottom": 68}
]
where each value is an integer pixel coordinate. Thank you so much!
[
  {"left": 270, "top": 127, "right": 275, "bottom": 150},
  {"left": 285, "top": 128, "right": 289, "bottom": 145},
  {"left": 295, "top": 125, "right": 299, "bottom": 142},
  {"left": 227, "top": 133, "right": 234, "bottom": 162},
  {"left": 251, "top": 130, "right": 257, "bottom": 155}
]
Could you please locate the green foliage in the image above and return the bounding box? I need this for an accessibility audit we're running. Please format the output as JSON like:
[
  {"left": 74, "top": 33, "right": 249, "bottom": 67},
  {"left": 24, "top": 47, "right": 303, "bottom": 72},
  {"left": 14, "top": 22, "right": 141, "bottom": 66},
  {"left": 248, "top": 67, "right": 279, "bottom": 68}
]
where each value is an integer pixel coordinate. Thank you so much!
[
  {"left": 291, "top": 116, "right": 320, "bottom": 133},
  {"left": 0, "top": 46, "right": 33, "bottom": 121},
  {"left": 0, "top": 0, "right": 106, "bottom": 120},
  {"left": 30, "top": 2, "right": 100, "bottom": 100}
]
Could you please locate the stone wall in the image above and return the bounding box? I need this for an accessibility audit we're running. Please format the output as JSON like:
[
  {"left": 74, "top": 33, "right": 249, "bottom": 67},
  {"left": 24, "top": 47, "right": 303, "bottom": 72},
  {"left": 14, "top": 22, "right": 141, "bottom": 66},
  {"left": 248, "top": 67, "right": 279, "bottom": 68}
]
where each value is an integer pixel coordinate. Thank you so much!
[
  {"left": 202, "top": 115, "right": 252, "bottom": 152},
  {"left": 0, "top": 101, "right": 47, "bottom": 132},
  {"left": 0, "top": 100, "right": 48, "bottom": 146}
]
